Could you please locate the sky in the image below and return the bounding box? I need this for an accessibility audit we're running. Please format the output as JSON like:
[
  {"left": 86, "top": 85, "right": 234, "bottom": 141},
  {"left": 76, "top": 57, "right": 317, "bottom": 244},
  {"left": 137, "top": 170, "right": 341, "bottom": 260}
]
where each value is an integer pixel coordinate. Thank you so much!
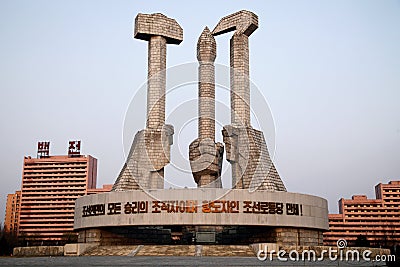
[{"left": 0, "top": 0, "right": 399, "bottom": 224}]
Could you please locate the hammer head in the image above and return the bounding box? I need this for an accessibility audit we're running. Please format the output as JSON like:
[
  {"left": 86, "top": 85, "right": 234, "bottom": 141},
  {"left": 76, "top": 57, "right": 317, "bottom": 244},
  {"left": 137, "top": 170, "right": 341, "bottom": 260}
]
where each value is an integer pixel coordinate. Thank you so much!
[
  {"left": 134, "top": 13, "right": 183, "bottom": 45},
  {"left": 212, "top": 10, "right": 258, "bottom": 37}
]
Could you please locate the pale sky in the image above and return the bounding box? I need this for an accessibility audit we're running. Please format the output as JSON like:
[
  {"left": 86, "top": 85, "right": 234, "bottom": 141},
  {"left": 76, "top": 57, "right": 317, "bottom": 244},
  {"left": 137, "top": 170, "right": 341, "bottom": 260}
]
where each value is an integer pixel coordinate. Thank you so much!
[{"left": 1, "top": 0, "right": 399, "bottom": 224}]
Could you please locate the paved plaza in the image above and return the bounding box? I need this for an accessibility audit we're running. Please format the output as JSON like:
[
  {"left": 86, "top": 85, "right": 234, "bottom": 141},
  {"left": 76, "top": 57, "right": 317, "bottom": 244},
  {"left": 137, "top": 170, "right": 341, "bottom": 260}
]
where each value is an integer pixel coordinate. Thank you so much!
[{"left": 0, "top": 256, "right": 388, "bottom": 266}]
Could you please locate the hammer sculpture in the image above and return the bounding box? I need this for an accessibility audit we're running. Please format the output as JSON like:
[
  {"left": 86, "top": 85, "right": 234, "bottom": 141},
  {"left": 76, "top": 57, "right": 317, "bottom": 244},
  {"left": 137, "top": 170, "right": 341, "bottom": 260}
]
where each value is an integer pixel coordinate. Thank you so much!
[{"left": 112, "top": 13, "right": 183, "bottom": 190}]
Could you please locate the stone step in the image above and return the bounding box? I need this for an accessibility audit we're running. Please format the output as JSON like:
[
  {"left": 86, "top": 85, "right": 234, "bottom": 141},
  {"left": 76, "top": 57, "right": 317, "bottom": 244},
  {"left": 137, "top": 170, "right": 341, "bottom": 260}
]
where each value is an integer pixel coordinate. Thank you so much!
[
  {"left": 201, "top": 245, "right": 255, "bottom": 257},
  {"left": 135, "top": 245, "right": 255, "bottom": 257},
  {"left": 135, "top": 245, "right": 196, "bottom": 256},
  {"left": 82, "top": 245, "right": 255, "bottom": 257},
  {"left": 83, "top": 245, "right": 138, "bottom": 256}
]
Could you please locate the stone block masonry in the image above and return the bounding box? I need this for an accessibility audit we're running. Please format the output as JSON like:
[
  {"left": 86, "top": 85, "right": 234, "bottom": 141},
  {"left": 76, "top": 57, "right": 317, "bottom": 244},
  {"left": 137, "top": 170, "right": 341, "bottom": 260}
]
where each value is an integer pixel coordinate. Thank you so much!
[
  {"left": 212, "top": 11, "right": 286, "bottom": 191},
  {"left": 222, "top": 125, "right": 285, "bottom": 191},
  {"left": 189, "top": 27, "right": 224, "bottom": 188},
  {"left": 134, "top": 13, "right": 183, "bottom": 129},
  {"left": 112, "top": 125, "right": 174, "bottom": 190},
  {"left": 212, "top": 10, "right": 258, "bottom": 127},
  {"left": 112, "top": 13, "right": 182, "bottom": 191}
]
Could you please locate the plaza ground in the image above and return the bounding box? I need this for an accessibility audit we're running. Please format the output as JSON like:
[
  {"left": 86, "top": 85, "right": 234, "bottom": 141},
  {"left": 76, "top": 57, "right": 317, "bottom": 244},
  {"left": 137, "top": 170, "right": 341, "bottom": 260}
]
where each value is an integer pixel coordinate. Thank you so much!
[{"left": 0, "top": 256, "right": 388, "bottom": 266}]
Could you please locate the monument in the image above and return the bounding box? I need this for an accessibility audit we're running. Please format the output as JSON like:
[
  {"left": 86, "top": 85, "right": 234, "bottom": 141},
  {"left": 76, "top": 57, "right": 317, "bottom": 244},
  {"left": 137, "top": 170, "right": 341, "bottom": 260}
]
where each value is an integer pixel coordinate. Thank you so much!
[
  {"left": 112, "top": 13, "right": 182, "bottom": 191},
  {"left": 74, "top": 11, "right": 328, "bottom": 246},
  {"left": 189, "top": 26, "right": 224, "bottom": 188}
]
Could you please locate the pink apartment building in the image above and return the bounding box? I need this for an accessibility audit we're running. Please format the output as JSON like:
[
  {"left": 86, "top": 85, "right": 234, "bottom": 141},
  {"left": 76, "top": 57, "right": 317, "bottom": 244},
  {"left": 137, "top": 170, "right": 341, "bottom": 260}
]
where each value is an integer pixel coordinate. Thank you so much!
[{"left": 324, "top": 181, "right": 400, "bottom": 247}]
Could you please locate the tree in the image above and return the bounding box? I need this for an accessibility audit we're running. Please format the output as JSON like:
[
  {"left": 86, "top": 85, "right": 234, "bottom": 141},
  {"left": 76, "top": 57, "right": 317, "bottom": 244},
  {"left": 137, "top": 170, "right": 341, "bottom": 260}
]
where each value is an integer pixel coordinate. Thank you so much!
[
  {"left": 62, "top": 232, "right": 78, "bottom": 245},
  {"left": 0, "top": 223, "right": 17, "bottom": 256},
  {"left": 355, "top": 235, "right": 370, "bottom": 247}
]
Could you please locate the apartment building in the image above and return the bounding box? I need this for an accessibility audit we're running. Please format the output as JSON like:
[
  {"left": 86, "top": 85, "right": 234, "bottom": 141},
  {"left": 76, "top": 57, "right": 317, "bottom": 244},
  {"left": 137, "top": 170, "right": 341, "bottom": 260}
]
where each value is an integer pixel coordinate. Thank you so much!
[
  {"left": 3, "top": 141, "right": 112, "bottom": 245},
  {"left": 324, "top": 181, "right": 400, "bottom": 247},
  {"left": 4, "top": 191, "right": 21, "bottom": 236}
]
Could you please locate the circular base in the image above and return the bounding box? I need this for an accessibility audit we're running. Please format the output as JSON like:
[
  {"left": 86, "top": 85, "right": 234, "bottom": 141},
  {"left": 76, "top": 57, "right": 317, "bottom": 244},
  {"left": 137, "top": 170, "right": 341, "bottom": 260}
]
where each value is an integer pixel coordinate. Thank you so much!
[{"left": 75, "top": 189, "right": 328, "bottom": 230}]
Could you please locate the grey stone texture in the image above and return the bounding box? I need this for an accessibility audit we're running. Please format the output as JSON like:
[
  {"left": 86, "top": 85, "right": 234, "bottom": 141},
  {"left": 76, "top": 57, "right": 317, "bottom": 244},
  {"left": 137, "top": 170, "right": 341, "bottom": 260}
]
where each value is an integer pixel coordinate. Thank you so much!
[
  {"left": 189, "top": 138, "right": 224, "bottom": 188},
  {"left": 13, "top": 246, "right": 64, "bottom": 257},
  {"left": 212, "top": 11, "right": 286, "bottom": 191},
  {"left": 222, "top": 126, "right": 285, "bottom": 191},
  {"left": 134, "top": 13, "right": 183, "bottom": 45},
  {"left": 212, "top": 10, "right": 258, "bottom": 127},
  {"left": 212, "top": 10, "right": 258, "bottom": 38},
  {"left": 189, "top": 27, "right": 224, "bottom": 188},
  {"left": 274, "top": 228, "right": 324, "bottom": 246},
  {"left": 197, "top": 27, "right": 217, "bottom": 140},
  {"left": 112, "top": 13, "right": 182, "bottom": 191},
  {"left": 112, "top": 125, "right": 174, "bottom": 191},
  {"left": 147, "top": 35, "right": 167, "bottom": 129},
  {"left": 64, "top": 243, "right": 98, "bottom": 256},
  {"left": 81, "top": 245, "right": 254, "bottom": 257},
  {"left": 134, "top": 13, "right": 182, "bottom": 130}
]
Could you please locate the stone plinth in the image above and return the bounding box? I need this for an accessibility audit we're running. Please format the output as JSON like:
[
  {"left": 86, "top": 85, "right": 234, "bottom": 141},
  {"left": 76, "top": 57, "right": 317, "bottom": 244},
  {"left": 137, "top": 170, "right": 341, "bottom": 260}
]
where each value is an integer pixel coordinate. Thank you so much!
[
  {"left": 74, "top": 189, "right": 328, "bottom": 230},
  {"left": 74, "top": 189, "right": 328, "bottom": 246}
]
